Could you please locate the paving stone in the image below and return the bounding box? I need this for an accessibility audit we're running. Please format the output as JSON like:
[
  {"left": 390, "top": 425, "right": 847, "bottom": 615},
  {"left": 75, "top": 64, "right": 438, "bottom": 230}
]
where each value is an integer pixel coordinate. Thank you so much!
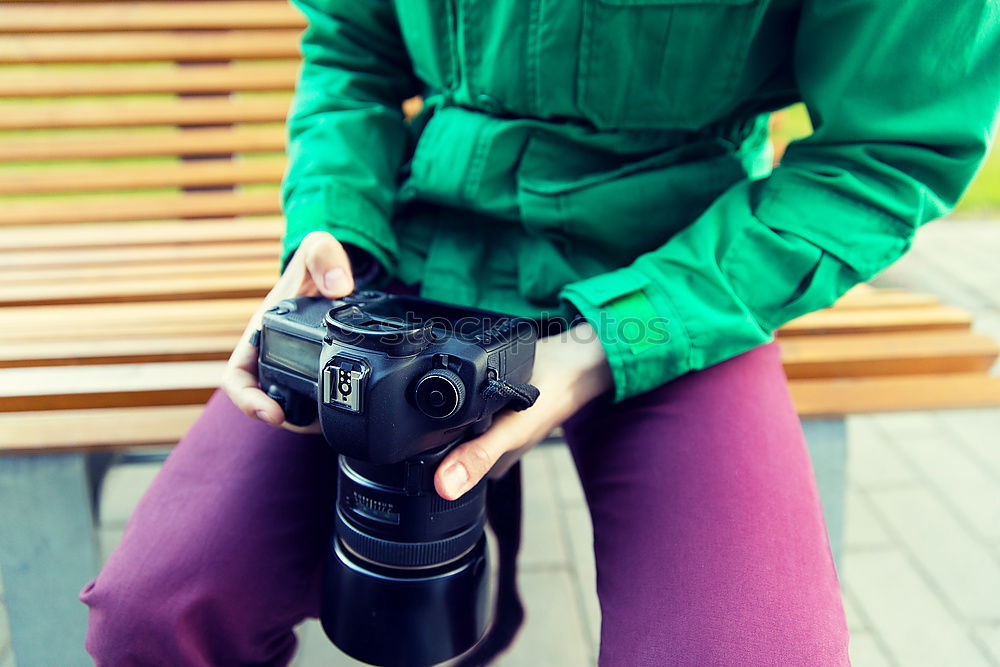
[
  {"left": 519, "top": 450, "right": 570, "bottom": 569},
  {"left": 495, "top": 570, "right": 593, "bottom": 667},
  {"left": 874, "top": 413, "right": 1000, "bottom": 543},
  {"left": 972, "top": 624, "right": 1000, "bottom": 665},
  {"left": 936, "top": 409, "right": 1000, "bottom": 482},
  {"left": 848, "top": 631, "right": 894, "bottom": 667},
  {"left": 562, "top": 503, "right": 600, "bottom": 658},
  {"left": 98, "top": 526, "right": 125, "bottom": 564},
  {"left": 881, "top": 236, "right": 998, "bottom": 313},
  {"left": 877, "top": 250, "right": 988, "bottom": 313},
  {"left": 844, "top": 486, "right": 894, "bottom": 552},
  {"left": 846, "top": 417, "right": 917, "bottom": 490},
  {"left": 841, "top": 586, "right": 868, "bottom": 634},
  {"left": 0, "top": 583, "right": 12, "bottom": 667},
  {"left": 542, "top": 443, "right": 587, "bottom": 508},
  {"left": 843, "top": 549, "right": 993, "bottom": 666},
  {"left": 97, "top": 461, "right": 163, "bottom": 528},
  {"left": 867, "top": 485, "right": 1000, "bottom": 621},
  {"left": 290, "top": 618, "right": 365, "bottom": 667}
]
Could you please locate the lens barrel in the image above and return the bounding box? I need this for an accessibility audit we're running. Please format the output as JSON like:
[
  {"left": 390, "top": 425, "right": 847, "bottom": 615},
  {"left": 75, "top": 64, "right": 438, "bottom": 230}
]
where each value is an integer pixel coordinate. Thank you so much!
[
  {"left": 323, "top": 444, "right": 491, "bottom": 665},
  {"left": 322, "top": 536, "right": 490, "bottom": 667}
]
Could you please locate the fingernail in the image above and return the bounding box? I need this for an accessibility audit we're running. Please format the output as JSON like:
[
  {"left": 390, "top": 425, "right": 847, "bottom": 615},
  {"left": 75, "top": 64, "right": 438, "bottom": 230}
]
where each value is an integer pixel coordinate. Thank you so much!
[
  {"left": 324, "top": 268, "right": 350, "bottom": 295},
  {"left": 442, "top": 462, "right": 469, "bottom": 498},
  {"left": 255, "top": 410, "right": 275, "bottom": 425}
]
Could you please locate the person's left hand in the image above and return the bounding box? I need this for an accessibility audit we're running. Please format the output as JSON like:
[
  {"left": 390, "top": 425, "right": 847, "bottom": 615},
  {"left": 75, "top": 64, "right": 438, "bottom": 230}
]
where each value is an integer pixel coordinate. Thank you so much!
[{"left": 433, "top": 322, "right": 613, "bottom": 500}]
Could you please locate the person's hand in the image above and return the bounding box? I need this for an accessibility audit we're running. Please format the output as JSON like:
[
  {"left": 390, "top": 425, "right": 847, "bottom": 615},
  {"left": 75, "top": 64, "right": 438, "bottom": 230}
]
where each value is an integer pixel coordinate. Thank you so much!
[
  {"left": 223, "top": 231, "right": 356, "bottom": 431},
  {"left": 433, "top": 322, "right": 613, "bottom": 500}
]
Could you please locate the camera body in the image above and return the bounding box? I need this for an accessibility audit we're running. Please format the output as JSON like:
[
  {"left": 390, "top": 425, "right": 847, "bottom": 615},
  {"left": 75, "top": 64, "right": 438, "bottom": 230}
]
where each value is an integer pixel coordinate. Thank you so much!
[
  {"left": 257, "top": 290, "right": 538, "bottom": 665},
  {"left": 257, "top": 290, "right": 537, "bottom": 464}
]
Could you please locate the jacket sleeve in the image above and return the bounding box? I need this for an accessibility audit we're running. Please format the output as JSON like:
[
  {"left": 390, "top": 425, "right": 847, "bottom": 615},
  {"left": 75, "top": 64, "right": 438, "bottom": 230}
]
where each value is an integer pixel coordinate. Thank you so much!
[
  {"left": 280, "top": 0, "right": 419, "bottom": 272},
  {"left": 561, "top": 1, "right": 1000, "bottom": 402}
]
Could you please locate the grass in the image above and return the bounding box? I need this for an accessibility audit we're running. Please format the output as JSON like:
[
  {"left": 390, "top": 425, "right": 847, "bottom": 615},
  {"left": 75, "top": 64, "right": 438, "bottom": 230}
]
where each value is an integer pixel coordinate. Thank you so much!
[{"left": 771, "top": 104, "right": 1000, "bottom": 217}]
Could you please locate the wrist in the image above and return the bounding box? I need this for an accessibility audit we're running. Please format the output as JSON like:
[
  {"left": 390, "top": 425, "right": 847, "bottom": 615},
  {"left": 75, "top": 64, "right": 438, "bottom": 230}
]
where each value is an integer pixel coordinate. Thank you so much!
[{"left": 541, "top": 322, "right": 612, "bottom": 404}]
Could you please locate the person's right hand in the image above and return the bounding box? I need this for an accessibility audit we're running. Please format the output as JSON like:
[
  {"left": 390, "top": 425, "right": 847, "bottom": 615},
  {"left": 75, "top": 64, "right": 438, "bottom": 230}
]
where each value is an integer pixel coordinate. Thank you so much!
[{"left": 223, "top": 230, "right": 356, "bottom": 431}]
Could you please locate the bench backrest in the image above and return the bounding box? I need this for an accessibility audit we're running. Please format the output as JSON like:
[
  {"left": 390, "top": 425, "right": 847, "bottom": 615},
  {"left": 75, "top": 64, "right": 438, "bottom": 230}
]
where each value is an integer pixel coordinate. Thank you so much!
[{"left": 0, "top": 0, "right": 301, "bottom": 224}]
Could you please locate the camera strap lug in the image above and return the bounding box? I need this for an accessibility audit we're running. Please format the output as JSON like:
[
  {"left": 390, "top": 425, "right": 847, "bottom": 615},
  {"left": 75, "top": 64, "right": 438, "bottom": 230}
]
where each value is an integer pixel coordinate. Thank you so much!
[{"left": 482, "top": 378, "right": 540, "bottom": 412}]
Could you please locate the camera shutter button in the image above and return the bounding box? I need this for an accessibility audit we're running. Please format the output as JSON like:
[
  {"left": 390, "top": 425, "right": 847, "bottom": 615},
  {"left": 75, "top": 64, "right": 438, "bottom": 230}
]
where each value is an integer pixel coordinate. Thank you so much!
[{"left": 414, "top": 369, "right": 466, "bottom": 419}]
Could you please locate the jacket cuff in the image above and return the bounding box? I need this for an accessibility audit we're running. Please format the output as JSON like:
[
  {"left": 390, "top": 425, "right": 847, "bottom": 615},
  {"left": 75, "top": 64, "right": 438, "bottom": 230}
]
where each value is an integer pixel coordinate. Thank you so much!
[
  {"left": 560, "top": 264, "right": 691, "bottom": 402},
  {"left": 281, "top": 180, "right": 398, "bottom": 276}
]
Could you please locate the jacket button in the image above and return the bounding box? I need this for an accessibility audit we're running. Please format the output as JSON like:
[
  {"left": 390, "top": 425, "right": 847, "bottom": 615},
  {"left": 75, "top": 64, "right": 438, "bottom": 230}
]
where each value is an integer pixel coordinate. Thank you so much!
[{"left": 477, "top": 93, "right": 503, "bottom": 114}]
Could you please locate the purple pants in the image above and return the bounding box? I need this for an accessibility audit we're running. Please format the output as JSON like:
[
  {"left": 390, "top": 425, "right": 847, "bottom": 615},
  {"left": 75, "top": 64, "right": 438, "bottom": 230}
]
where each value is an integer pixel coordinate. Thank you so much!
[{"left": 81, "top": 342, "right": 849, "bottom": 665}]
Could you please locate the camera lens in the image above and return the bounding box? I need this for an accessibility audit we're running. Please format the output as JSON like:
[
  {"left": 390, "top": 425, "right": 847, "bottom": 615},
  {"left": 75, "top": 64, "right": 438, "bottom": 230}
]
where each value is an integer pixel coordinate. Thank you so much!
[{"left": 414, "top": 369, "right": 465, "bottom": 419}]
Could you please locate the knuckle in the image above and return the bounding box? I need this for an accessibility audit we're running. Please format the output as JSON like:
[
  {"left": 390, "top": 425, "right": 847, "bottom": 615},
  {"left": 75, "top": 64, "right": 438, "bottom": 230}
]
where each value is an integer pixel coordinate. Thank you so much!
[
  {"left": 301, "top": 230, "right": 328, "bottom": 247},
  {"left": 307, "top": 239, "right": 344, "bottom": 270},
  {"left": 465, "top": 444, "right": 494, "bottom": 475},
  {"left": 310, "top": 231, "right": 339, "bottom": 254}
]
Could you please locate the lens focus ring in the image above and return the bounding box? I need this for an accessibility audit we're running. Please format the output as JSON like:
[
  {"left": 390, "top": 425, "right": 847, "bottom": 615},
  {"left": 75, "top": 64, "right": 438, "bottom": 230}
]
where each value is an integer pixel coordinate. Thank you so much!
[
  {"left": 336, "top": 507, "right": 484, "bottom": 568},
  {"left": 414, "top": 369, "right": 465, "bottom": 419}
]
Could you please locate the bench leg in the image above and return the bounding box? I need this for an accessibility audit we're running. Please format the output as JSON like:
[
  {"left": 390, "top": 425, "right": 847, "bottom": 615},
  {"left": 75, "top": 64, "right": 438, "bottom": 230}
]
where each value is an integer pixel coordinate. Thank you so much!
[
  {"left": 802, "top": 418, "right": 847, "bottom": 570},
  {"left": 0, "top": 453, "right": 99, "bottom": 666}
]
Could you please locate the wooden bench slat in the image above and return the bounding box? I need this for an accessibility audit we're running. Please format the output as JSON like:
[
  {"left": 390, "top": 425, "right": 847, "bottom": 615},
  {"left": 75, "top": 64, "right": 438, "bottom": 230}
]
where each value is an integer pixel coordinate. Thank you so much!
[
  {"left": 1, "top": 319, "right": 246, "bottom": 345},
  {"left": 0, "top": 217, "right": 280, "bottom": 249},
  {"left": 0, "top": 406, "right": 203, "bottom": 454},
  {"left": 0, "top": 361, "right": 224, "bottom": 411},
  {"left": 0, "top": 334, "right": 241, "bottom": 368},
  {"left": 0, "top": 2, "right": 304, "bottom": 33},
  {"left": 780, "top": 331, "right": 999, "bottom": 379},
  {"left": 0, "top": 191, "right": 281, "bottom": 225},
  {"left": 6, "top": 329, "right": 998, "bottom": 374},
  {"left": 790, "top": 374, "right": 1000, "bottom": 416},
  {"left": 0, "top": 30, "right": 301, "bottom": 65},
  {"left": 0, "top": 62, "right": 298, "bottom": 99},
  {"left": 0, "top": 299, "right": 260, "bottom": 339},
  {"left": 3, "top": 360, "right": 999, "bottom": 417},
  {"left": 0, "top": 257, "right": 277, "bottom": 285},
  {"left": 0, "top": 241, "right": 279, "bottom": 269},
  {"left": 0, "top": 157, "right": 286, "bottom": 195},
  {"left": 0, "top": 125, "right": 285, "bottom": 162},
  {"left": 0, "top": 96, "right": 289, "bottom": 131},
  {"left": 779, "top": 305, "right": 973, "bottom": 336},
  {"left": 0, "top": 271, "right": 273, "bottom": 306}
]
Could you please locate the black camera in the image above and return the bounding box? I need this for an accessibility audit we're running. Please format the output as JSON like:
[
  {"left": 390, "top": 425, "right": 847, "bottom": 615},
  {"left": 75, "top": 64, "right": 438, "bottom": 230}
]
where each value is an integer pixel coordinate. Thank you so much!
[{"left": 257, "top": 290, "right": 538, "bottom": 666}]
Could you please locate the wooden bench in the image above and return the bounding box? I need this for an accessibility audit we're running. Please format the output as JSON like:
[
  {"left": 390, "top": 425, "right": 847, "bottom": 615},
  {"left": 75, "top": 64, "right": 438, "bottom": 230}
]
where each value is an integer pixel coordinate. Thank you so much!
[{"left": 2, "top": 2, "right": 1000, "bottom": 664}]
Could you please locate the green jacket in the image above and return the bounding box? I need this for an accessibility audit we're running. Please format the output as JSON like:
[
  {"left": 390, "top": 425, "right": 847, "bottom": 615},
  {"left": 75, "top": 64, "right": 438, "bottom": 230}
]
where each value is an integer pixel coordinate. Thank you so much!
[{"left": 281, "top": 0, "right": 1000, "bottom": 401}]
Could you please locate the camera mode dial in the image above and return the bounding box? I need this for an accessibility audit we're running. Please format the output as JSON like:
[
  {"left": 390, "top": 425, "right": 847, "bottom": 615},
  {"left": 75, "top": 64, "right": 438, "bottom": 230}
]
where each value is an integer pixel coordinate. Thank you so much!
[{"left": 414, "top": 369, "right": 466, "bottom": 419}]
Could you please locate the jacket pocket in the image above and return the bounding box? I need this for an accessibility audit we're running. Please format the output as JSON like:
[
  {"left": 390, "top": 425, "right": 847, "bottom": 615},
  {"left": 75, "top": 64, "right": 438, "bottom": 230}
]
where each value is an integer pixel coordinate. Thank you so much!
[
  {"left": 577, "top": 0, "right": 765, "bottom": 130},
  {"left": 516, "top": 135, "right": 745, "bottom": 267}
]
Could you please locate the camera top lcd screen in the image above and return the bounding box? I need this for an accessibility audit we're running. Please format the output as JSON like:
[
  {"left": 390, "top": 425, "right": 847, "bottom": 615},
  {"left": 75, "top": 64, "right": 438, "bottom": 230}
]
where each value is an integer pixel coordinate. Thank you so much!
[{"left": 263, "top": 329, "right": 322, "bottom": 378}]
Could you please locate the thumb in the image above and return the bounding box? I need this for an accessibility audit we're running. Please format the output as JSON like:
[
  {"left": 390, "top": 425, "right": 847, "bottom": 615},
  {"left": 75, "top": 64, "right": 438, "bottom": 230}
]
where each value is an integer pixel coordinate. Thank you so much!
[
  {"left": 300, "top": 231, "right": 355, "bottom": 298},
  {"left": 434, "top": 413, "right": 523, "bottom": 500}
]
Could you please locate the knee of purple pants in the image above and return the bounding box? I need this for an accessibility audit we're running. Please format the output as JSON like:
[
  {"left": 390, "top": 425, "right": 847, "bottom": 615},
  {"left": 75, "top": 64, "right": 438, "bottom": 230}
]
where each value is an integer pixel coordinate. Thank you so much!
[
  {"left": 80, "top": 573, "right": 297, "bottom": 667},
  {"left": 79, "top": 391, "right": 336, "bottom": 666},
  {"left": 563, "top": 343, "right": 850, "bottom": 666}
]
